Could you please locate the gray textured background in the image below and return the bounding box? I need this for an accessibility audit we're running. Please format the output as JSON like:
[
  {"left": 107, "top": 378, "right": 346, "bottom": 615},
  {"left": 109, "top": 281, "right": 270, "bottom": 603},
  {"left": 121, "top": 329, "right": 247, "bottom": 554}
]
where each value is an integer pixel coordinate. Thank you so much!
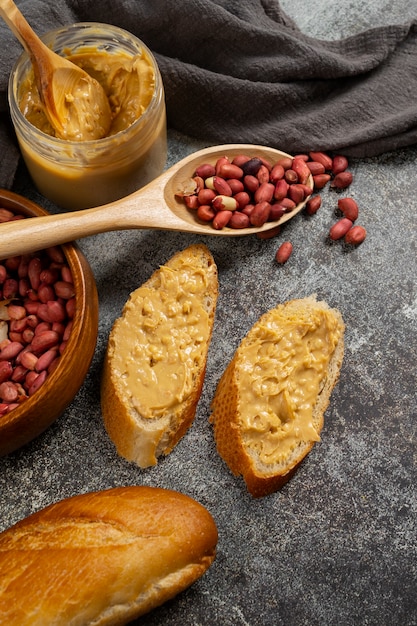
[{"left": 1, "top": 1, "right": 417, "bottom": 625}]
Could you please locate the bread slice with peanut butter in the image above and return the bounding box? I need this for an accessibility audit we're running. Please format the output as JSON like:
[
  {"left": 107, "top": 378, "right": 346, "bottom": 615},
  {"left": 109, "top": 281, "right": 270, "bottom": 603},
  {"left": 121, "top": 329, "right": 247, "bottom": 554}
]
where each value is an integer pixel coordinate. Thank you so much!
[
  {"left": 101, "top": 244, "right": 218, "bottom": 468},
  {"left": 210, "top": 295, "right": 345, "bottom": 497}
]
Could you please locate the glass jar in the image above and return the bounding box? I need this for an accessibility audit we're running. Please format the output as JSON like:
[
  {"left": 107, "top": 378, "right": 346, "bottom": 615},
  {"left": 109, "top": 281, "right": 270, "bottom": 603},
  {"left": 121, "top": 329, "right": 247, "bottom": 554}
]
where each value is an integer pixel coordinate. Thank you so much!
[{"left": 8, "top": 23, "right": 167, "bottom": 210}]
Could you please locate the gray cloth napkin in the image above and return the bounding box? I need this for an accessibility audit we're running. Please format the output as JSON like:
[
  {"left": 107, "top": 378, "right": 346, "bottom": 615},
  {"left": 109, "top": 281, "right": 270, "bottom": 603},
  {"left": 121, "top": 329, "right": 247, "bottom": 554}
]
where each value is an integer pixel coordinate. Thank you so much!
[{"left": 1, "top": 0, "right": 417, "bottom": 189}]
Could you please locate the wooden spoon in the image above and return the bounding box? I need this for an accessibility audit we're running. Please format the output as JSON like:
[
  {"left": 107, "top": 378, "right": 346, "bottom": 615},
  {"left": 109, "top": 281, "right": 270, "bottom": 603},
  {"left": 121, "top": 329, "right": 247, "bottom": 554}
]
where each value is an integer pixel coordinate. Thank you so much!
[
  {"left": 0, "top": 0, "right": 112, "bottom": 140},
  {"left": 0, "top": 144, "right": 312, "bottom": 259}
]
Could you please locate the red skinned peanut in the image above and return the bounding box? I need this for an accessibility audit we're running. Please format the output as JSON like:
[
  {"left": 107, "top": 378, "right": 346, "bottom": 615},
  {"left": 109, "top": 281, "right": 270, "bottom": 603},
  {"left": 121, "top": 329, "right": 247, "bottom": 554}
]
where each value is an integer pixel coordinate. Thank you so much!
[
  {"left": 0, "top": 361, "right": 13, "bottom": 383},
  {"left": 197, "top": 205, "right": 215, "bottom": 222},
  {"left": 274, "top": 179, "right": 289, "bottom": 201},
  {"left": 313, "top": 174, "right": 331, "bottom": 189},
  {"left": 227, "top": 178, "right": 244, "bottom": 195},
  {"left": 306, "top": 196, "right": 322, "bottom": 215},
  {"left": 268, "top": 205, "right": 285, "bottom": 221},
  {"left": 195, "top": 163, "right": 215, "bottom": 179},
  {"left": 232, "top": 154, "right": 251, "bottom": 167},
  {"left": 329, "top": 218, "right": 353, "bottom": 240},
  {"left": 0, "top": 341, "right": 24, "bottom": 361},
  {"left": 309, "top": 151, "right": 333, "bottom": 170},
  {"left": 213, "top": 176, "right": 233, "bottom": 196},
  {"left": 331, "top": 171, "right": 353, "bottom": 189},
  {"left": 229, "top": 212, "right": 250, "bottom": 229},
  {"left": 275, "top": 242, "right": 293, "bottom": 264},
  {"left": 30, "top": 330, "right": 60, "bottom": 355},
  {"left": 288, "top": 184, "right": 305, "bottom": 204},
  {"left": 216, "top": 162, "right": 243, "bottom": 180},
  {"left": 197, "top": 188, "right": 216, "bottom": 205},
  {"left": 269, "top": 163, "right": 285, "bottom": 182},
  {"left": 254, "top": 182, "right": 275, "bottom": 204},
  {"left": 306, "top": 161, "right": 325, "bottom": 175},
  {"left": 338, "top": 197, "right": 359, "bottom": 221},
  {"left": 257, "top": 164, "right": 270, "bottom": 184},
  {"left": 345, "top": 225, "right": 367, "bottom": 245},
  {"left": 292, "top": 157, "right": 311, "bottom": 185},
  {"left": 250, "top": 202, "right": 271, "bottom": 227},
  {"left": 213, "top": 210, "right": 233, "bottom": 230},
  {"left": 234, "top": 191, "right": 251, "bottom": 209},
  {"left": 332, "top": 155, "right": 349, "bottom": 175},
  {"left": 28, "top": 370, "right": 48, "bottom": 396}
]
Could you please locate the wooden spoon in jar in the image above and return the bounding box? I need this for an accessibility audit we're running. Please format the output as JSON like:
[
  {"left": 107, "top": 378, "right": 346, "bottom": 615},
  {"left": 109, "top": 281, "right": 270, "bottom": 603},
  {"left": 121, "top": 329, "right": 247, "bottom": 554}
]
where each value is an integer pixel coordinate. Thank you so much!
[
  {"left": 0, "top": 0, "right": 111, "bottom": 140},
  {"left": 0, "top": 144, "right": 312, "bottom": 259}
]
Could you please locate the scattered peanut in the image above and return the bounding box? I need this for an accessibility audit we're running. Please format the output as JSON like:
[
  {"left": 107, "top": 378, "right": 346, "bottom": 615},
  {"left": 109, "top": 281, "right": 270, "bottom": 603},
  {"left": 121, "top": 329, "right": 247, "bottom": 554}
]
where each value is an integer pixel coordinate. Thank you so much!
[
  {"left": 306, "top": 196, "right": 322, "bottom": 215},
  {"left": 338, "top": 198, "right": 358, "bottom": 222},
  {"left": 332, "top": 155, "right": 349, "bottom": 175},
  {"left": 331, "top": 171, "right": 353, "bottom": 189},
  {"left": 275, "top": 242, "right": 293, "bottom": 264},
  {"left": 313, "top": 174, "right": 331, "bottom": 189},
  {"left": 329, "top": 218, "right": 353, "bottom": 240},
  {"left": 344, "top": 225, "right": 367, "bottom": 245},
  {"left": 309, "top": 151, "right": 333, "bottom": 170},
  {"left": 306, "top": 161, "right": 325, "bottom": 175}
]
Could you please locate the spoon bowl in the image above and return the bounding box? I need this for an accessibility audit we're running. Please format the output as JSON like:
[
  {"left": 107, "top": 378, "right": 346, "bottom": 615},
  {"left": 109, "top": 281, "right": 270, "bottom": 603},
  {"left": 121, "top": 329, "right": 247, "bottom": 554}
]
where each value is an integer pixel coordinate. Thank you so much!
[
  {"left": 0, "top": 0, "right": 111, "bottom": 140},
  {"left": 0, "top": 144, "right": 312, "bottom": 259},
  {"left": 163, "top": 144, "right": 311, "bottom": 230}
]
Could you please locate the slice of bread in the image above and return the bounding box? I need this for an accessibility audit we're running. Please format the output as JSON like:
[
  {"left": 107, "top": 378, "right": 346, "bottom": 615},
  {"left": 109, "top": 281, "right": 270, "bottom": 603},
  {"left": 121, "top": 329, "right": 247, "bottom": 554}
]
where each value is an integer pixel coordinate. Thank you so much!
[
  {"left": 210, "top": 295, "right": 345, "bottom": 497},
  {"left": 101, "top": 244, "right": 218, "bottom": 468}
]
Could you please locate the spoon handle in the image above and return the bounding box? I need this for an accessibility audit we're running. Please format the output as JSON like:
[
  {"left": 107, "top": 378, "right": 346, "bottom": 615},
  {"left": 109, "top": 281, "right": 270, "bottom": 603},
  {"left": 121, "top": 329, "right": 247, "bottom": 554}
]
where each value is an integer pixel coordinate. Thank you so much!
[
  {"left": 0, "top": 177, "right": 209, "bottom": 260},
  {"left": 0, "top": 207, "right": 130, "bottom": 260}
]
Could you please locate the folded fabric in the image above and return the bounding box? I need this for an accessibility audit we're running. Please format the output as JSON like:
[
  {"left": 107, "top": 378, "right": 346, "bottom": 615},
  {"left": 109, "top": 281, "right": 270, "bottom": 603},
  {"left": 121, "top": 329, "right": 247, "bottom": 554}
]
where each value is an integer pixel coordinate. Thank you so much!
[{"left": 1, "top": 0, "right": 417, "bottom": 189}]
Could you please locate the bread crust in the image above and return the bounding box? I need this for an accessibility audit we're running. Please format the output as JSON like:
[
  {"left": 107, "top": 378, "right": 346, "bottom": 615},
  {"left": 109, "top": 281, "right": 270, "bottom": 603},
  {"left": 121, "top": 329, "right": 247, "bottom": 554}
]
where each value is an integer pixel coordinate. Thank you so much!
[
  {"left": 0, "top": 486, "right": 218, "bottom": 625},
  {"left": 101, "top": 244, "right": 218, "bottom": 467},
  {"left": 210, "top": 296, "right": 345, "bottom": 497}
]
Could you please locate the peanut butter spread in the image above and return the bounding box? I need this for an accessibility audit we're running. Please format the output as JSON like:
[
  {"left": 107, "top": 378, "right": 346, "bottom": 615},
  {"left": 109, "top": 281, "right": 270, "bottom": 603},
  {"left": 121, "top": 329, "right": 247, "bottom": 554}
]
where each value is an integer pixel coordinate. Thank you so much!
[
  {"left": 19, "top": 47, "right": 155, "bottom": 140},
  {"left": 238, "top": 307, "right": 342, "bottom": 464},
  {"left": 111, "top": 263, "right": 210, "bottom": 419}
]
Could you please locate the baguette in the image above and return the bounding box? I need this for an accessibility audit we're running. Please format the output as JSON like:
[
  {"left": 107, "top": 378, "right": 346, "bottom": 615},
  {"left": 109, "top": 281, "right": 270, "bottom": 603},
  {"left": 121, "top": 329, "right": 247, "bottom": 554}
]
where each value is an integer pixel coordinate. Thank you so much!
[
  {"left": 210, "top": 295, "right": 345, "bottom": 497},
  {"left": 0, "top": 486, "right": 218, "bottom": 625},
  {"left": 101, "top": 244, "right": 218, "bottom": 468}
]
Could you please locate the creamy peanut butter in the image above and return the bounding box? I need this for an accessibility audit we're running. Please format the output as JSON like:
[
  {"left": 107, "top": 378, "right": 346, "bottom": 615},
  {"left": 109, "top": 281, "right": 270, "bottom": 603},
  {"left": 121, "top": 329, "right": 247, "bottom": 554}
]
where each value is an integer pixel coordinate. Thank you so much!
[
  {"left": 19, "top": 48, "right": 155, "bottom": 140},
  {"left": 238, "top": 308, "right": 342, "bottom": 464},
  {"left": 111, "top": 263, "right": 210, "bottom": 419}
]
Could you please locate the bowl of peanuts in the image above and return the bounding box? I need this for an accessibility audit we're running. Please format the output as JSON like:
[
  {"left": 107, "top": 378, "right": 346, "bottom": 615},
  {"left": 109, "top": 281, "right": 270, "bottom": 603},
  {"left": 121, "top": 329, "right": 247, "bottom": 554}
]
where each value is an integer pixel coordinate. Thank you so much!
[{"left": 0, "top": 189, "right": 99, "bottom": 456}]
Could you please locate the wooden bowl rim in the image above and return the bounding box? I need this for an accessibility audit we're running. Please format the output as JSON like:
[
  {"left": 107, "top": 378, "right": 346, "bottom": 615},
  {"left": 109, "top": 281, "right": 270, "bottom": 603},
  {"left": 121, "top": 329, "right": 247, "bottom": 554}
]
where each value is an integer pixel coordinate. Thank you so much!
[{"left": 0, "top": 189, "right": 98, "bottom": 451}]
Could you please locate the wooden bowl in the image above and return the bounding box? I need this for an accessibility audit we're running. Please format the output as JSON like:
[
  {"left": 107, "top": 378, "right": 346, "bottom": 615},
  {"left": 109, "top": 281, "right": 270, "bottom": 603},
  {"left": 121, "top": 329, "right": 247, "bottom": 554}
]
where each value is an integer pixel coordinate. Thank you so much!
[{"left": 0, "top": 189, "right": 99, "bottom": 455}]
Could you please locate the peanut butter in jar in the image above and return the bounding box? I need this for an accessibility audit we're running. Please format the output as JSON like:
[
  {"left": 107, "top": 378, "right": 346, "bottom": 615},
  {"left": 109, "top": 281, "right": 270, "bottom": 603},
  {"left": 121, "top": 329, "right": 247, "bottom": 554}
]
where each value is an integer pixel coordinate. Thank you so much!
[{"left": 9, "top": 23, "right": 167, "bottom": 210}]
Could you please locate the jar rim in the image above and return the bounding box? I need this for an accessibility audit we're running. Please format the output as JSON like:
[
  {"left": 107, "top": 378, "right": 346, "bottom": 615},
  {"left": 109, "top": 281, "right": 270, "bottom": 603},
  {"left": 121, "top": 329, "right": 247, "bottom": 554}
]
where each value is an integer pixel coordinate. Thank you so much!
[{"left": 8, "top": 22, "right": 164, "bottom": 148}]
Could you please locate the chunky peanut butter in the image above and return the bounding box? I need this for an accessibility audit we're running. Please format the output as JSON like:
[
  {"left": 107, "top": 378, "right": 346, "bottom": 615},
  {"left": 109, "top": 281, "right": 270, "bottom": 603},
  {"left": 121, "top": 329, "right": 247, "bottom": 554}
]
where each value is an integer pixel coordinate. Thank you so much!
[
  {"left": 238, "top": 308, "right": 342, "bottom": 464},
  {"left": 19, "top": 48, "right": 155, "bottom": 140},
  {"left": 111, "top": 263, "right": 210, "bottom": 418},
  {"left": 12, "top": 35, "right": 166, "bottom": 209}
]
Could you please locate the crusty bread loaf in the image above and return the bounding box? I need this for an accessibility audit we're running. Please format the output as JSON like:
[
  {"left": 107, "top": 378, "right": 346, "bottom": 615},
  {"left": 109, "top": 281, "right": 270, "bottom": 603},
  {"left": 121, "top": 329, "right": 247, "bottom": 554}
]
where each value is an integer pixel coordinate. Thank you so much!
[
  {"left": 210, "top": 295, "right": 345, "bottom": 498},
  {"left": 0, "top": 486, "right": 218, "bottom": 625},
  {"left": 101, "top": 244, "right": 218, "bottom": 468}
]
